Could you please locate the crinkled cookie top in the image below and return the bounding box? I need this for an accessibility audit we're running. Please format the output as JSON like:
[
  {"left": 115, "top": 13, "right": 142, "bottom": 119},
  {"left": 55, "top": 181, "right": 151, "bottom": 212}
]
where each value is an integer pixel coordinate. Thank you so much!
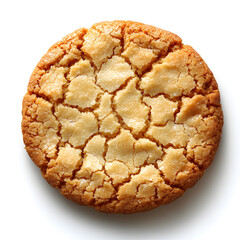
[{"left": 22, "top": 21, "right": 223, "bottom": 214}]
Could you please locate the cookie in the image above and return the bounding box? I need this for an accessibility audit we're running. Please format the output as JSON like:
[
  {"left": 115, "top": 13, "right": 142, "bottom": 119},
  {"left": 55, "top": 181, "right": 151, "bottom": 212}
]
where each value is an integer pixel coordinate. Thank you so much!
[{"left": 22, "top": 21, "right": 223, "bottom": 214}]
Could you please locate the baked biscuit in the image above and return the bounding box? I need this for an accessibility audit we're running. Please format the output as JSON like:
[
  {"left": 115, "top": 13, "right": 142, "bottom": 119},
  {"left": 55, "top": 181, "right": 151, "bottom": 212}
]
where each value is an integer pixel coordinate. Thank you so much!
[{"left": 22, "top": 21, "right": 223, "bottom": 214}]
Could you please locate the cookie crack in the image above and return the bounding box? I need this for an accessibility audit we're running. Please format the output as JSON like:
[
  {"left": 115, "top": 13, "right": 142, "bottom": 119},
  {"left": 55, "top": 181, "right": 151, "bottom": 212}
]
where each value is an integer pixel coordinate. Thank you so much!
[{"left": 139, "top": 42, "right": 183, "bottom": 78}]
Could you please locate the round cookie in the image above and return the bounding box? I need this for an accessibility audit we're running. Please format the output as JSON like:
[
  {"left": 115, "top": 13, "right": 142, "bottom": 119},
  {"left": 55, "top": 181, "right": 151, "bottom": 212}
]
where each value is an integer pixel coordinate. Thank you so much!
[{"left": 22, "top": 21, "right": 223, "bottom": 214}]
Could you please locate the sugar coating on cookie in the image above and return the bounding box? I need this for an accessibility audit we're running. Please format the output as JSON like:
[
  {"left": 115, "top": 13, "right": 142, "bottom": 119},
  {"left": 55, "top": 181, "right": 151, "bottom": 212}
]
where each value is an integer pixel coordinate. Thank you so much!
[{"left": 22, "top": 21, "right": 223, "bottom": 214}]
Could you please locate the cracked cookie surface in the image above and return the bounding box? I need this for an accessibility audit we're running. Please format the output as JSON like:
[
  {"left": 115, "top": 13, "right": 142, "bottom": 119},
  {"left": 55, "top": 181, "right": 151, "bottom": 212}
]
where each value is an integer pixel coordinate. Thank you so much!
[{"left": 22, "top": 21, "right": 223, "bottom": 214}]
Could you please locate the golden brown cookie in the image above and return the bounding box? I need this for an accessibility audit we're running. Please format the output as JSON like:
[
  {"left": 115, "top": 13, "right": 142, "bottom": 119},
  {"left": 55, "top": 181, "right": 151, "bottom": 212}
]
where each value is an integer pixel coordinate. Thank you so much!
[{"left": 22, "top": 21, "right": 223, "bottom": 214}]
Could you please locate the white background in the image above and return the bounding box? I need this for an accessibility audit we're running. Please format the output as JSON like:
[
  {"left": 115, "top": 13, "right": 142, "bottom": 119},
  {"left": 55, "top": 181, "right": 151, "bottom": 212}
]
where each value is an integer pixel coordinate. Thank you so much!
[{"left": 0, "top": 0, "right": 239, "bottom": 239}]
